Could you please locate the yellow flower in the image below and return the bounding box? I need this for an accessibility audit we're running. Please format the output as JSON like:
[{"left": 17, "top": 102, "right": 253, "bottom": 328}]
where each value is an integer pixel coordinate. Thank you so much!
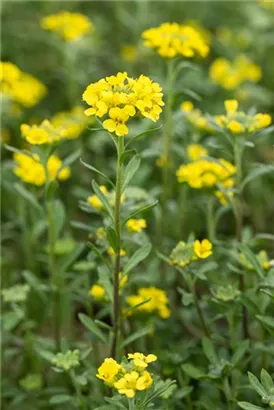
[
  {"left": 126, "top": 218, "right": 147, "bottom": 233},
  {"left": 40, "top": 11, "right": 93, "bottom": 41},
  {"left": 142, "top": 22, "right": 209, "bottom": 59},
  {"left": 88, "top": 186, "right": 108, "bottom": 210},
  {"left": 210, "top": 55, "right": 261, "bottom": 90},
  {"left": 119, "top": 273, "right": 128, "bottom": 289},
  {"left": 13, "top": 152, "right": 70, "bottom": 186},
  {"left": 176, "top": 158, "right": 236, "bottom": 191},
  {"left": 224, "top": 99, "right": 238, "bottom": 115},
  {"left": 128, "top": 353, "right": 157, "bottom": 369},
  {"left": 1, "top": 61, "right": 47, "bottom": 107},
  {"left": 51, "top": 106, "right": 92, "bottom": 140},
  {"left": 89, "top": 284, "right": 105, "bottom": 301},
  {"left": 103, "top": 107, "right": 129, "bottom": 137},
  {"left": 215, "top": 190, "right": 234, "bottom": 205},
  {"left": 227, "top": 120, "right": 244, "bottom": 134},
  {"left": 127, "top": 287, "right": 171, "bottom": 319},
  {"left": 20, "top": 120, "right": 67, "bottom": 145},
  {"left": 83, "top": 72, "right": 164, "bottom": 137},
  {"left": 187, "top": 144, "right": 208, "bottom": 161},
  {"left": 108, "top": 248, "right": 127, "bottom": 257},
  {"left": 114, "top": 370, "right": 153, "bottom": 398},
  {"left": 193, "top": 239, "right": 213, "bottom": 259},
  {"left": 180, "top": 101, "right": 194, "bottom": 112},
  {"left": 96, "top": 358, "right": 121, "bottom": 386}
]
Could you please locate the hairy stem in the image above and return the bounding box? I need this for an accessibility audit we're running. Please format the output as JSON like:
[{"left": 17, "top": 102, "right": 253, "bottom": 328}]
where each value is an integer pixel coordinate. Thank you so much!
[{"left": 111, "top": 136, "right": 124, "bottom": 359}]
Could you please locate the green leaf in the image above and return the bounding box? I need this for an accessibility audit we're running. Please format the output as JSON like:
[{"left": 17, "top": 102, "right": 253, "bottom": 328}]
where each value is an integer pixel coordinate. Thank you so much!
[
  {"left": 120, "top": 149, "right": 137, "bottom": 164},
  {"left": 125, "top": 125, "right": 162, "bottom": 148},
  {"left": 105, "top": 226, "right": 117, "bottom": 253},
  {"left": 22, "top": 270, "right": 47, "bottom": 301},
  {"left": 49, "top": 395, "right": 72, "bottom": 405},
  {"left": 260, "top": 369, "right": 274, "bottom": 393},
  {"left": 231, "top": 340, "right": 249, "bottom": 366},
  {"left": 45, "top": 181, "right": 59, "bottom": 202},
  {"left": 98, "top": 266, "right": 113, "bottom": 302},
  {"left": 121, "top": 325, "right": 153, "bottom": 347},
  {"left": 121, "top": 154, "right": 141, "bottom": 192},
  {"left": 238, "top": 244, "right": 264, "bottom": 279},
  {"left": 78, "top": 313, "right": 108, "bottom": 344},
  {"left": 238, "top": 402, "right": 264, "bottom": 410},
  {"left": 50, "top": 200, "right": 66, "bottom": 243},
  {"left": 87, "top": 242, "right": 111, "bottom": 272},
  {"left": 122, "top": 200, "right": 158, "bottom": 225},
  {"left": 240, "top": 164, "right": 274, "bottom": 191},
  {"left": 14, "top": 183, "right": 43, "bottom": 214},
  {"left": 92, "top": 180, "right": 114, "bottom": 222},
  {"left": 123, "top": 243, "right": 152, "bottom": 275},
  {"left": 256, "top": 315, "right": 274, "bottom": 333},
  {"left": 202, "top": 337, "right": 217, "bottom": 364},
  {"left": 57, "top": 243, "right": 85, "bottom": 274},
  {"left": 248, "top": 372, "right": 268, "bottom": 398},
  {"left": 80, "top": 159, "right": 114, "bottom": 188},
  {"left": 2, "top": 310, "right": 24, "bottom": 331},
  {"left": 181, "top": 364, "right": 205, "bottom": 380},
  {"left": 142, "top": 380, "right": 177, "bottom": 406}
]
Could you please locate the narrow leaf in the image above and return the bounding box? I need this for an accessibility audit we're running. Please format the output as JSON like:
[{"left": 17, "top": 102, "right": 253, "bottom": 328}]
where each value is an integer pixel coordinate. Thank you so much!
[
  {"left": 202, "top": 337, "right": 217, "bottom": 364},
  {"left": 81, "top": 159, "right": 114, "bottom": 188},
  {"left": 238, "top": 402, "right": 264, "bottom": 410},
  {"left": 260, "top": 369, "right": 274, "bottom": 393},
  {"left": 238, "top": 244, "right": 264, "bottom": 279},
  {"left": 92, "top": 180, "right": 114, "bottom": 221},
  {"left": 248, "top": 372, "right": 267, "bottom": 398},
  {"left": 122, "top": 200, "right": 158, "bottom": 225},
  {"left": 78, "top": 313, "right": 108, "bottom": 344},
  {"left": 121, "top": 154, "right": 141, "bottom": 192},
  {"left": 123, "top": 244, "right": 152, "bottom": 275},
  {"left": 121, "top": 326, "right": 153, "bottom": 347},
  {"left": 14, "top": 183, "right": 43, "bottom": 214},
  {"left": 125, "top": 126, "right": 162, "bottom": 148}
]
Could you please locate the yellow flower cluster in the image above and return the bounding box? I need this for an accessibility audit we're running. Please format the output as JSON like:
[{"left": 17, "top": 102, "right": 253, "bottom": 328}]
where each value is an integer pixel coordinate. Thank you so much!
[
  {"left": 13, "top": 152, "right": 70, "bottom": 186},
  {"left": 187, "top": 144, "right": 208, "bottom": 161},
  {"left": 90, "top": 273, "right": 128, "bottom": 301},
  {"left": 126, "top": 218, "right": 147, "bottom": 233},
  {"left": 51, "top": 106, "right": 92, "bottom": 140},
  {"left": 40, "top": 11, "right": 93, "bottom": 41},
  {"left": 97, "top": 353, "right": 156, "bottom": 398},
  {"left": 214, "top": 100, "right": 272, "bottom": 134},
  {"left": 258, "top": 0, "right": 274, "bottom": 11},
  {"left": 0, "top": 61, "right": 47, "bottom": 107},
  {"left": 209, "top": 55, "right": 262, "bottom": 90},
  {"left": 20, "top": 120, "right": 67, "bottom": 145},
  {"left": 88, "top": 185, "right": 108, "bottom": 210},
  {"left": 176, "top": 157, "right": 236, "bottom": 190},
  {"left": 142, "top": 22, "right": 209, "bottom": 58},
  {"left": 127, "top": 287, "right": 171, "bottom": 319},
  {"left": 180, "top": 101, "right": 213, "bottom": 132},
  {"left": 169, "top": 239, "right": 213, "bottom": 268},
  {"left": 82, "top": 72, "right": 164, "bottom": 136}
]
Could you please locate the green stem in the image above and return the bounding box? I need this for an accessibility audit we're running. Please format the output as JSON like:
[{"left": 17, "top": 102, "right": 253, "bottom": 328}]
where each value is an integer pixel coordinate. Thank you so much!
[
  {"left": 70, "top": 369, "right": 87, "bottom": 410},
  {"left": 47, "top": 200, "right": 61, "bottom": 351},
  {"left": 233, "top": 139, "right": 249, "bottom": 339},
  {"left": 206, "top": 198, "right": 215, "bottom": 243},
  {"left": 189, "top": 279, "right": 210, "bottom": 338},
  {"left": 111, "top": 137, "right": 124, "bottom": 359},
  {"left": 162, "top": 59, "right": 175, "bottom": 205},
  {"left": 128, "top": 398, "right": 135, "bottom": 410}
]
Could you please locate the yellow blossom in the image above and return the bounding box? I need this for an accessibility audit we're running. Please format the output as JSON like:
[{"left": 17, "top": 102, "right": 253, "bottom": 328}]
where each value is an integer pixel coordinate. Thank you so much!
[
  {"left": 126, "top": 218, "right": 147, "bottom": 233},
  {"left": 40, "top": 11, "right": 93, "bottom": 41},
  {"left": 51, "top": 106, "right": 92, "bottom": 140},
  {"left": 96, "top": 358, "right": 121, "bottom": 386},
  {"left": 83, "top": 72, "right": 164, "bottom": 137},
  {"left": 142, "top": 22, "right": 209, "bottom": 58},
  {"left": 127, "top": 287, "right": 171, "bottom": 319},
  {"left": 1, "top": 61, "right": 46, "bottom": 107},
  {"left": 108, "top": 247, "right": 127, "bottom": 257},
  {"left": 187, "top": 144, "right": 208, "bottom": 161},
  {"left": 194, "top": 239, "right": 213, "bottom": 259},
  {"left": 210, "top": 55, "right": 261, "bottom": 89},
  {"left": 114, "top": 370, "right": 152, "bottom": 398},
  {"left": 20, "top": 120, "right": 67, "bottom": 145},
  {"left": 89, "top": 284, "right": 105, "bottom": 301},
  {"left": 180, "top": 101, "right": 213, "bottom": 132},
  {"left": 88, "top": 186, "right": 108, "bottom": 210},
  {"left": 13, "top": 152, "right": 70, "bottom": 186},
  {"left": 128, "top": 353, "right": 157, "bottom": 369},
  {"left": 227, "top": 120, "right": 245, "bottom": 134}
]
